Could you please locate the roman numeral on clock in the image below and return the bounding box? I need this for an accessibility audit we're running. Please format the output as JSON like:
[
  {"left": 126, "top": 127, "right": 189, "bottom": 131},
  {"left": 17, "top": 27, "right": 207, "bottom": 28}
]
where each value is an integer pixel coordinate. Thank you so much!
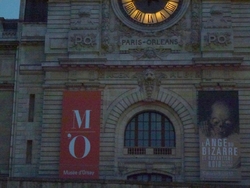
[
  {"left": 144, "top": 13, "right": 157, "bottom": 24},
  {"left": 165, "top": 2, "right": 178, "bottom": 13},
  {"left": 132, "top": 10, "right": 145, "bottom": 22},
  {"left": 123, "top": 1, "right": 136, "bottom": 15}
]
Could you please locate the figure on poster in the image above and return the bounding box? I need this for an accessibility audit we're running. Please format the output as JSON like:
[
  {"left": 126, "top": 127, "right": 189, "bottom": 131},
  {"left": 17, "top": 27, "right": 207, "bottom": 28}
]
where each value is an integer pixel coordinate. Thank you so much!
[{"left": 200, "top": 100, "right": 238, "bottom": 138}]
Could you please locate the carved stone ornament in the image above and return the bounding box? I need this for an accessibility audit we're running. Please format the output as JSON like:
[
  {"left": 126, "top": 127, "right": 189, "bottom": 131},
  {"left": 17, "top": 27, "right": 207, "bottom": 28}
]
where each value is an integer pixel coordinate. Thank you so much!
[
  {"left": 68, "top": 31, "right": 99, "bottom": 52},
  {"left": 101, "top": 0, "right": 201, "bottom": 54},
  {"left": 71, "top": 6, "right": 98, "bottom": 30},
  {"left": 191, "top": 0, "right": 201, "bottom": 51},
  {"left": 203, "top": 31, "right": 232, "bottom": 50},
  {"left": 204, "top": 6, "right": 231, "bottom": 29},
  {"left": 127, "top": 48, "right": 171, "bottom": 60},
  {"left": 201, "top": 5, "right": 233, "bottom": 51},
  {"left": 117, "top": 162, "right": 127, "bottom": 177},
  {"left": 171, "top": 164, "right": 182, "bottom": 175},
  {"left": 135, "top": 69, "right": 164, "bottom": 102}
]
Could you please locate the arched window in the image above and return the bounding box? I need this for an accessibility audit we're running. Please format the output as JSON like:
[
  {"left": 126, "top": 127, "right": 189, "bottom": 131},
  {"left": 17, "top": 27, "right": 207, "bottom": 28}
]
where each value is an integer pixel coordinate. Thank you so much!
[
  {"left": 128, "top": 173, "right": 172, "bottom": 182},
  {"left": 124, "top": 111, "right": 175, "bottom": 154}
]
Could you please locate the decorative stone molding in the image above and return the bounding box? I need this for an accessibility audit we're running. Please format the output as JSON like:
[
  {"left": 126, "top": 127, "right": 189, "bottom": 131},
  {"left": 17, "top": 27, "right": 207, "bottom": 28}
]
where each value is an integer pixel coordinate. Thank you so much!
[
  {"left": 71, "top": 6, "right": 99, "bottom": 30},
  {"left": 134, "top": 69, "right": 164, "bottom": 102},
  {"left": 202, "top": 5, "right": 233, "bottom": 51},
  {"left": 101, "top": 0, "right": 111, "bottom": 52},
  {"left": 68, "top": 30, "right": 99, "bottom": 52},
  {"left": 171, "top": 164, "right": 182, "bottom": 175},
  {"left": 69, "top": 3, "right": 100, "bottom": 52},
  {"left": 193, "top": 57, "right": 243, "bottom": 66},
  {"left": 101, "top": 0, "right": 199, "bottom": 55},
  {"left": 202, "top": 30, "right": 233, "bottom": 51},
  {"left": 117, "top": 162, "right": 127, "bottom": 177},
  {"left": 104, "top": 87, "right": 195, "bottom": 132},
  {"left": 191, "top": 0, "right": 201, "bottom": 51},
  {"left": 113, "top": 100, "right": 186, "bottom": 179},
  {"left": 204, "top": 6, "right": 231, "bottom": 29}
]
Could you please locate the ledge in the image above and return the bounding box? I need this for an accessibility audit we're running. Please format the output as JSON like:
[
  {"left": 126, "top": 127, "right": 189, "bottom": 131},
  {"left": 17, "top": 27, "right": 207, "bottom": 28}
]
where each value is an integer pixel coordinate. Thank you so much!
[
  {"left": 192, "top": 57, "right": 243, "bottom": 66},
  {"left": 19, "top": 64, "right": 43, "bottom": 75},
  {"left": 0, "top": 82, "right": 14, "bottom": 89},
  {"left": 0, "top": 177, "right": 247, "bottom": 187},
  {"left": 59, "top": 58, "right": 107, "bottom": 67},
  {"left": 39, "top": 58, "right": 246, "bottom": 71}
]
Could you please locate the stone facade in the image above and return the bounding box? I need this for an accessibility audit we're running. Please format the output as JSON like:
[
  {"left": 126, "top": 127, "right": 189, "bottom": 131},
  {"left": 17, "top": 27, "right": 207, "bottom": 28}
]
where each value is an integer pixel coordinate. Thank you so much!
[{"left": 0, "top": 0, "right": 250, "bottom": 185}]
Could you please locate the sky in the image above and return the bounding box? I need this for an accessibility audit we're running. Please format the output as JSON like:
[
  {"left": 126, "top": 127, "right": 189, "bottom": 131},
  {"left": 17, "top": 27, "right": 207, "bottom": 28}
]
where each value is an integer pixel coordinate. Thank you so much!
[{"left": 0, "top": 0, "right": 20, "bottom": 19}]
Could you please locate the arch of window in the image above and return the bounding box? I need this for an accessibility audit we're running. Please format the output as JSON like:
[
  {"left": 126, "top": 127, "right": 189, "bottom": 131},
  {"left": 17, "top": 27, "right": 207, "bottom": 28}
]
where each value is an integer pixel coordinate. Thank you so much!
[
  {"left": 127, "top": 173, "right": 172, "bottom": 182},
  {"left": 124, "top": 111, "right": 176, "bottom": 148}
]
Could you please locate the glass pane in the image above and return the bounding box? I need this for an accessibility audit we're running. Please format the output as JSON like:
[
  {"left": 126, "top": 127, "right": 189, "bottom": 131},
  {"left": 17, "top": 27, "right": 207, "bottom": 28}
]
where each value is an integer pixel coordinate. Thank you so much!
[
  {"left": 125, "top": 140, "right": 129, "bottom": 146},
  {"left": 165, "top": 123, "right": 170, "bottom": 131},
  {"left": 156, "top": 114, "right": 161, "bottom": 121},
  {"left": 131, "top": 131, "right": 135, "bottom": 138},
  {"left": 170, "top": 133, "right": 175, "bottom": 139},
  {"left": 151, "top": 140, "right": 156, "bottom": 147},
  {"left": 144, "top": 112, "right": 149, "bottom": 121},
  {"left": 165, "top": 131, "right": 169, "bottom": 139},
  {"left": 165, "top": 140, "right": 171, "bottom": 148},
  {"left": 130, "top": 122, "right": 135, "bottom": 130},
  {"left": 144, "top": 121, "right": 149, "bottom": 130},
  {"left": 151, "top": 122, "right": 156, "bottom": 130},
  {"left": 156, "top": 122, "right": 161, "bottom": 130},
  {"left": 151, "top": 131, "right": 156, "bottom": 139},
  {"left": 138, "top": 131, "right": 143, "bottom": 139},
  {"left": 168, "top": 140, "right": 174, "bottom": 147},
  {"left": 151, "top": 113, "right": 156, "bottom": 121},
  {"left": 138, "top": 114, "right": 143, "bottom": 121},
  {"left": 156, "top": 131, "right": 161, "bottom": 139},
  {"left": 125, "top": 133, "right": 129, "bottom": 139},
  {"left": 144, "top": 131, "right": 148, "bottom": 139},
  {"left": 138, "top": 139, "right": 143, "bottom": 146},
  {"left": 130, "top": 140, "right": 135, "bottom": 146},
  {"left": 138, "top": 122, "right": 143, "bottom": 130}
]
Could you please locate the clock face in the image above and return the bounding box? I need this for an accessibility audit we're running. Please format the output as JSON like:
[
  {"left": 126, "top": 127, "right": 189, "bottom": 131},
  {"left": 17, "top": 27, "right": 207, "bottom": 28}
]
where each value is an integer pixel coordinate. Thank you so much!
[
  {"left": 112, "top": 0, "right": 190, "bottom": 32},
  {"left": 121, "top": 0, "right": 180, "bottom": 25}
]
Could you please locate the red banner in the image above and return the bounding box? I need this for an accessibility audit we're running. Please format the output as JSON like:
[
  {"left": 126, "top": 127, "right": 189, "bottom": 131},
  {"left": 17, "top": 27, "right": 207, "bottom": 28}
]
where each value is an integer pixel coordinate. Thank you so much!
[{"left": 59, "top": 91, "right": 101, "bottom": 179}]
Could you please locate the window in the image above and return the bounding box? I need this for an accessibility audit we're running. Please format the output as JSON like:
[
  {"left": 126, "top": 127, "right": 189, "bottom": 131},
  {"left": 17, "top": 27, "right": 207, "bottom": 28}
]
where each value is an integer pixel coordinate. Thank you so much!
[
  {"left": 28, "top": 94, "right": 35, "bottom": 122},
  {"left": 24, "top": 0, "right": 48, "bottom": 22},
  {"left": 124, "top": 111, "right": 175, "bottom": 154},
  {"left": 26, "top": 140, "right": 33, "bottom": 164},
  {"left": 128, "top": 173, "right": 172, "bottom": 182}
]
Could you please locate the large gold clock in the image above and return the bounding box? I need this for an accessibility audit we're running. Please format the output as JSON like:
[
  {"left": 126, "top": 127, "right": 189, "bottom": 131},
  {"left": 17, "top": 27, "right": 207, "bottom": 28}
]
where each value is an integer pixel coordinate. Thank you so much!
[{"left": 111, "top": 0, "right": 190, "bottom": 32}]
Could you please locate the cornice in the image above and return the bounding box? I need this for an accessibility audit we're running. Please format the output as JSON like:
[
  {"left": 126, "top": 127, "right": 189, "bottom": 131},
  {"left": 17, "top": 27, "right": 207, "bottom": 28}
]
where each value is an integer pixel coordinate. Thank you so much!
[
  {"left": 192, "top": 57, "right": 243, "bottom": 67},
  {"left": 0, "top": 41, "right": 18, "bottom": 50}
]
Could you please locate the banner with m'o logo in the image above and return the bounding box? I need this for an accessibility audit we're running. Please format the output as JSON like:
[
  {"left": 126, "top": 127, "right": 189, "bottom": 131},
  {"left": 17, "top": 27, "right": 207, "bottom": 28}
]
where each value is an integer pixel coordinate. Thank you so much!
[{"left": 59, "top": 91, "right": 101, "bottom": 179}]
